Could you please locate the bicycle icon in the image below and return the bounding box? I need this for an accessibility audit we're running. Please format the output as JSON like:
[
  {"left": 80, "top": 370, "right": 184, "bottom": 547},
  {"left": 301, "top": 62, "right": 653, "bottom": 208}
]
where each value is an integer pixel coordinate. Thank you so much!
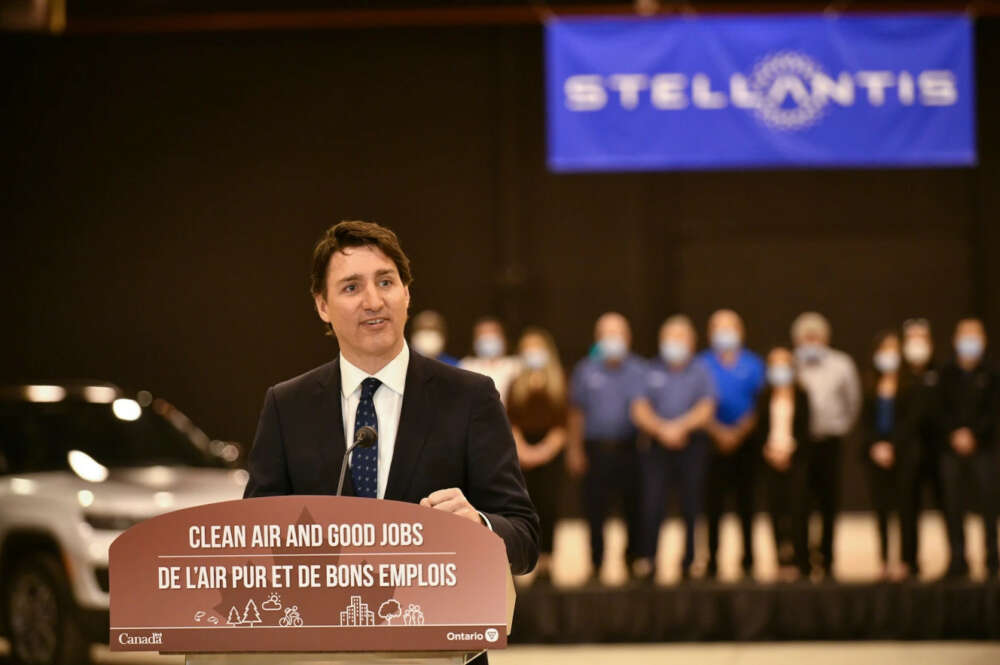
[{"left": 278, "top": 606, "right": 304, "bottom": 627}]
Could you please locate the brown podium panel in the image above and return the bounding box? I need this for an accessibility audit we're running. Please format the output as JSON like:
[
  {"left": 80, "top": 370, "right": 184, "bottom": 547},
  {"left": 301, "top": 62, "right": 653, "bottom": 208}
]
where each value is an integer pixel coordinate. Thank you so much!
[{"left": 109, "top": 496, "right": 513, "bottom": 657}]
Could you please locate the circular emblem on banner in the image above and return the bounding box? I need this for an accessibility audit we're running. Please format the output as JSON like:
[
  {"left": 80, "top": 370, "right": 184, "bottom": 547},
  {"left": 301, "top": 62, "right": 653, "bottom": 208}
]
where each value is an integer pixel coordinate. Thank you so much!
[
  {"left": 749, "top": 51, "right": 829, "bottom": 131},
  {"left": 485, "top": 628, "right": 499, "bottom": 643}
]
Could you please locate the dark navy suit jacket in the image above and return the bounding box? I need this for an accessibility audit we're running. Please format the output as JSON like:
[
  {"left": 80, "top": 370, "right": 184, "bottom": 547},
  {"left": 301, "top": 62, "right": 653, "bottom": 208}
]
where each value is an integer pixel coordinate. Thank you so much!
[{"left": 243, "top": 349, "right": 540, "bottom": 575}]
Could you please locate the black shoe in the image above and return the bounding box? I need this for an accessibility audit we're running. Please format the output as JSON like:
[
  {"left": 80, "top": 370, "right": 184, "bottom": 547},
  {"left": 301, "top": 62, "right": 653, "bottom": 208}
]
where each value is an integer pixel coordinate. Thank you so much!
[
  {"left": 705, "top": 559, "right": 719, "bottom": 579},
  {"left": 943, "top": 563, "right": 970, "bottom": 581}
]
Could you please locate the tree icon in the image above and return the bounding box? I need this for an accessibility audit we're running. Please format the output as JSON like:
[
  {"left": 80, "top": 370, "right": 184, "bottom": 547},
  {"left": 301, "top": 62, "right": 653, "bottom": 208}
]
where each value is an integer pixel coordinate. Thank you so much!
[
  {"left": 378, "top": 599, "right": 402, "bottom": 625},
  {"left": 227, "top": 606, "right": 242, "bottom": 626},
  {"left": 242, "top": 599, "right": 262, "bottom": 628}
]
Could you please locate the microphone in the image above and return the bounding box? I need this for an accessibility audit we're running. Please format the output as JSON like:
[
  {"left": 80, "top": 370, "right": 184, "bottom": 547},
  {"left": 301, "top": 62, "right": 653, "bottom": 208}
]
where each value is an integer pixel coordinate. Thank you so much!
[{"left": 336, "top": 425, "right": 378, "bottom": 497}]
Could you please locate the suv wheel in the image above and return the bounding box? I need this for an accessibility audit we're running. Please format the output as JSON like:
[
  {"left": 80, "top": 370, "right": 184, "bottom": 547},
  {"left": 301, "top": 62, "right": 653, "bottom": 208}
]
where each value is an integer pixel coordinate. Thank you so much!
[{"left": 5, "top": 553, "right": 89, "bottom": 665}]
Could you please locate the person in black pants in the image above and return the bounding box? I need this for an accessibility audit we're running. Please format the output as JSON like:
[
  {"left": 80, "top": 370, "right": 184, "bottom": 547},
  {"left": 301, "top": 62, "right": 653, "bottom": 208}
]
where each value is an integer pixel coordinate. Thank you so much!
[
  {"left": 507, "top": 328, "right": 569, "bottom": 583},
  {"left": 631, "top": 315, "right": 716, "bottom": 582},
  {"left": 700, "top": 310, "right": 766, "bottom": 580},
  {"left": 860, "top": 330, "right": 921, "bottom": 581},
  {"left": 566, "top": 313, "right": 647, "bottom": 583},
  {"left": 899, "top": 317, "right": 944, "bottom": 577},
  {"left": 750, "top": 347, "right": 812, "bottom": 580},
  {"left": 936, "top": 318, "right": 999, "bottom": 579}
]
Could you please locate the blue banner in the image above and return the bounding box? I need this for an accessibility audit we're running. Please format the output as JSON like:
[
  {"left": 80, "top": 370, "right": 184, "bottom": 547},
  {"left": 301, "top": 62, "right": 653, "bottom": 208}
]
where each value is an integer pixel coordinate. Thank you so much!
[{"left": 545, "top": 15, "right": 975, "bottom": 171}]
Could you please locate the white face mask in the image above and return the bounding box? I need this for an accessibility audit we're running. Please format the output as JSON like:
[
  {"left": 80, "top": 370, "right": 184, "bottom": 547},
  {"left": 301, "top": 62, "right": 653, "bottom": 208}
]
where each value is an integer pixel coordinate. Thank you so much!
[
  {"left": 474, "top": 334, "right": 505, "bottom": 359},
  {"left": 711, "top": 328, "right": 741, "bottom": 352},
  {"left": 522, "top": 348, "right": 549, "bottom": 370},
  {"left": 660, "top": 340, "right": 690, "bottom": 366},
  {"left": 411, "top": 330, "right": 445, "bottom": 358},
  {"left": 955, "top": 335, "right": 984, "bottom": 362},
  {"left": 597, "top": 336, "right": 628, "bottom": 361},
  {"left": 873, "top": 350, "right": 901, "bottom": 374},
  {"left": 903, "top": 339, "right": 932, "bottom": 366},
  {"left": 795, "top": 343, "right": 825, "bottom": 364},
  {"left": 768, "top": 364, "right": 794, "bottom": 387}
]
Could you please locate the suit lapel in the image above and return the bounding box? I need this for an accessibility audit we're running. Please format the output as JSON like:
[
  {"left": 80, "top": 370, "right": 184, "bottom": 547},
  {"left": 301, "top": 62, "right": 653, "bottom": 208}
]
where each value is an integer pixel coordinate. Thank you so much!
[
  {"left": 316, "top": 357, "right": 354, "bottom": 496},
  {"left": 384, "top": 350, "right": 434, "bottom": 501}
]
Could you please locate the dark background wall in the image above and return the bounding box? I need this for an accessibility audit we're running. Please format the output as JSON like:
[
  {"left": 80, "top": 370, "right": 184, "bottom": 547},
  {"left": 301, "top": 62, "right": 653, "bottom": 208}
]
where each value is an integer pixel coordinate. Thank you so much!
[{"left": 2, "top": 20, "right": 997, "bottom": 509}]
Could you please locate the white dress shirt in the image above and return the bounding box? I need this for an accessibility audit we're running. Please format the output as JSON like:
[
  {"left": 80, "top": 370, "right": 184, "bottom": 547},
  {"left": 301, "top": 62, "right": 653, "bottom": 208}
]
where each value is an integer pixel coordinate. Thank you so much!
[{"left": 340, "top": 342, "right": 409, "bottom": 500}]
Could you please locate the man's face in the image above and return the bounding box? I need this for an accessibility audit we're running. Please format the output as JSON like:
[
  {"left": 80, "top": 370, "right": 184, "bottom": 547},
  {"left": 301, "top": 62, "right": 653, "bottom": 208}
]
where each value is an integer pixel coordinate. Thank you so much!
[
  {"left": 314, "top": 245, "right": 410, "bottom": 362},
  {"left": 594, "top": 314, "right": 631, "bottom": 347}
]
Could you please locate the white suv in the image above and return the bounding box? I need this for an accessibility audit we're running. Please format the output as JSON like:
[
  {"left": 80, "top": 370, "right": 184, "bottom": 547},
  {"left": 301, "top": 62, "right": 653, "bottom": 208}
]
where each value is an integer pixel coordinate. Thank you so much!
[{"left": 0, "top": 382, "right": 248, "bottom": 665}]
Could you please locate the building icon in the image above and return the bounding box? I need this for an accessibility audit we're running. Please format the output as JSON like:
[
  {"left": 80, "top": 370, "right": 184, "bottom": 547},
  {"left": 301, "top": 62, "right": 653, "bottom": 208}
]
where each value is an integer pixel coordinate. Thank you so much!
[{"left": 339, "top": 595, "right": 375, "bottom": 626}]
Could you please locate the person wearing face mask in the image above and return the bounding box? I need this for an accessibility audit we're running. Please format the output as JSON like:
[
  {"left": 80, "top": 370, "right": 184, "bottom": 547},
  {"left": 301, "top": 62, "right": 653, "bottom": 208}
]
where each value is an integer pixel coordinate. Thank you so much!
[
  {"left": 506, "top": 328, "right": 569, "bottom": 582},
  {"left": 460, "top": 316, "right": 521, "bottom": 405},
  {"left": 749, "top": 347, "right": 812, "bottom": 581},
  {"left": 409, "top": 310, "right": 459, "bottom": 366},
  {"left": 566, "top": 312, "right": 647, "bottom": 582},
  {"left": 699, "top": 309, "right": 766, "bottom": 580},
  {"left": 899, "top": 317, "right": 944, "bottom": 577},
  {"left": 631, "top": 315, "right": 716, "bottom": 582},
  {"left": 936, "top": 318, "right": 999, "bottom": 579},
  {"left": 790, "top": 312, "right": 861, "bottom": 579},
  {"left": 860, "top": 331, "right": 921, "bottom": 581}
]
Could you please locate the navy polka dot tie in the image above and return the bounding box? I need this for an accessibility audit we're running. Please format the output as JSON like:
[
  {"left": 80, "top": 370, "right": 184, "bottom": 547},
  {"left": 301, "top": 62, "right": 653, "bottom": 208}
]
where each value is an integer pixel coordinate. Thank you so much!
[{"left": 351, "top": 377, "right": 381, "bottom": 498}]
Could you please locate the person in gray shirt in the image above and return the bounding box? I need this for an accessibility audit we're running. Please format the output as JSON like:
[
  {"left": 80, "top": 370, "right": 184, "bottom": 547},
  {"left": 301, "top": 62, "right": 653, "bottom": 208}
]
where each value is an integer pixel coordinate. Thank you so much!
[{"left": 791, "top": 311, "right": 862, "bottom": 579}]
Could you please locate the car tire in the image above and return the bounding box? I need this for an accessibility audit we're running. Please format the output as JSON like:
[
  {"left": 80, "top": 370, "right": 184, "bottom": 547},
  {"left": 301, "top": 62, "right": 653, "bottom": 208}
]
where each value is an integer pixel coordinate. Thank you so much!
[{"left": 4, "top": 553, "right": 90, "bottom": 665}]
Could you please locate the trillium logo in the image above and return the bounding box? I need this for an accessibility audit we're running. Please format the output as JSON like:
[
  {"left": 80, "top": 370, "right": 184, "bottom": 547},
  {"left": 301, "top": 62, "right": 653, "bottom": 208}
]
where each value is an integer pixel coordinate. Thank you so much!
[{"left": 485, "top": 628, "right": 499, "bottom": 643}]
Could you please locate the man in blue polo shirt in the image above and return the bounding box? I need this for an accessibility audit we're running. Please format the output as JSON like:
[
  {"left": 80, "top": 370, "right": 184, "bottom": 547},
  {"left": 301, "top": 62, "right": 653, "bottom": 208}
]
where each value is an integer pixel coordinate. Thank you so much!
[
  {"left": 632, "top": 315, "right": 716, "bottom": 582},
  {"left": 567, "top": 312, "right": 647, "bottom": 582},
  {"left": 700, "top": 309, "right": 766, "bottom": 580}
]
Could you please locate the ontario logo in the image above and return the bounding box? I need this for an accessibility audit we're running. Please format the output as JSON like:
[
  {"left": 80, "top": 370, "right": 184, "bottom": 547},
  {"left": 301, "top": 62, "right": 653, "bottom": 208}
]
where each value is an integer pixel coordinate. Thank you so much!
[{"left": 562, "top": 51, "right": 959, "bottom": 131}]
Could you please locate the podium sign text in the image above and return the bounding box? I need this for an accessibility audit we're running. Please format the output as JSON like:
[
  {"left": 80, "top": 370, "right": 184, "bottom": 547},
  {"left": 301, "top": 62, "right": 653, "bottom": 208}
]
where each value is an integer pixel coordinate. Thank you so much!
[{"left": 109, "top": 496, "right": 510, "bottom": 653}]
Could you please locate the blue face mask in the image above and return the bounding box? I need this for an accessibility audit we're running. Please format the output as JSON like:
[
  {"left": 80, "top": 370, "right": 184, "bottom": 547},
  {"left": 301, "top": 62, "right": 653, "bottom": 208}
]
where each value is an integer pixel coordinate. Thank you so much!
[
  {"left": 768, "top": 365, "right": 795, "bottom": 387},
  {"left": 474, "top": 334, "right": 505, "bottom": 359},
  {"left": 660, "top": 340, "right": 690, "bottom": 366},
  {"left": 598, "top": 336, "right": 627, "bottom": 361},
  {"left": 711, "top": 329, "right": 741, "bottom": 352},
  {"left": 955, "top": 335, "right": 984, "bottom": 361}
]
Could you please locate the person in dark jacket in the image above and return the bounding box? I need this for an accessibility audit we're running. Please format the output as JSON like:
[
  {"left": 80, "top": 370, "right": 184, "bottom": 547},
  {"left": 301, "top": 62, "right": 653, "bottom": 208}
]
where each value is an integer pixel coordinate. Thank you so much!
[
  {"left": 860, "top": 330, "right": 921, "bottom": 581},
  {"left": 899, "top": 317, "right": 943, "bottom": 577},
  {"left": 936, "top": 318, "right": 999, "bottom": 579},
  {"left": 750, "top": 347, "right": 812, "bottom": 581}
]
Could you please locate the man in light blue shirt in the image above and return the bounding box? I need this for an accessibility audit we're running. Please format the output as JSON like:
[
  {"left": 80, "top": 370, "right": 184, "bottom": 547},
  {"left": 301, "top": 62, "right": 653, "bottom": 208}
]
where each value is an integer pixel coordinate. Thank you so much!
[
  {"left": 567, "top": 313, "right": 647, "bottom": 582},
  {"left": 699, "top": 309, "right": 765, "bottom": 579},
  {"left": 631, "top": 315, "right": 716, "bottom": 582}
]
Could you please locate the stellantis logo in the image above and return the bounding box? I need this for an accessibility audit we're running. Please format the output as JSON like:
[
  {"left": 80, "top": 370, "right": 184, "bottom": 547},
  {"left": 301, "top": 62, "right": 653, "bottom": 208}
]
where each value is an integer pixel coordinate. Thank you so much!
[{"left": 563, "top": 51, "right": 958, "bottom": 131}]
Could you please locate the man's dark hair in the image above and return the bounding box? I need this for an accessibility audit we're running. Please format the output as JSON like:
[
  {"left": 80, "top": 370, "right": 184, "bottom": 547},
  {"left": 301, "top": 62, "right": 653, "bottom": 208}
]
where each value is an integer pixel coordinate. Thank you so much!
[{"left": 310, "top": 220, "right": 413, "bottom": 298}]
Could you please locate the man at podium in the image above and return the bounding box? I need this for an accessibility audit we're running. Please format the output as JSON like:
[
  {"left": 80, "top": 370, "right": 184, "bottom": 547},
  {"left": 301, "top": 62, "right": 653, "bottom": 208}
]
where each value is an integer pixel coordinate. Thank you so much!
[{"left": 243, "top": 220, "right": 540, "bottom": 576}]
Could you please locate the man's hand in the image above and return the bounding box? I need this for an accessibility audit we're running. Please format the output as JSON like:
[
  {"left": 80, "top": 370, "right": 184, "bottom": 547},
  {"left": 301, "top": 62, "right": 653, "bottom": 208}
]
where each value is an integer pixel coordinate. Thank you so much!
[
  {"left": 658, "top": 421, "right": 687, "bottom": 449},
  {"left": 420, "top": 488, "right": 482, "bottom": 525},
  {"left": 951, "top": 427, "right": 976, "bottom": 456}
]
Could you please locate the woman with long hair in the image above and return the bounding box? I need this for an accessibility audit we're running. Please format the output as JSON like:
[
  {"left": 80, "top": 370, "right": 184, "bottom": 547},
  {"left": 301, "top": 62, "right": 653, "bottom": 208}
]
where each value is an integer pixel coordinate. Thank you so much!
[{"left": 506, "top": 327, "right": 568, "bottom": 582}]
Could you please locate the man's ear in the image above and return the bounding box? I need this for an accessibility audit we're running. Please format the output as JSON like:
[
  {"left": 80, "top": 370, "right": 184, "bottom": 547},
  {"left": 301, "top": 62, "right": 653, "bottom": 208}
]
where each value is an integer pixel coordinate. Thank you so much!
[
  {"left": 403, "top": 285, "right": 411, "bottom": 311},
  {"left": 314, "top": 292, "right": 331, "bottom": 324}
]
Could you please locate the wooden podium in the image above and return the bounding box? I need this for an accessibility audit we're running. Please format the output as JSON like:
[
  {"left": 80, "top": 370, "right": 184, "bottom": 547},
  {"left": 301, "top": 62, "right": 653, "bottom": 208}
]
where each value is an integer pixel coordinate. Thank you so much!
[{"left": 109, "top": 496, "right": 516, "bottom": 664}]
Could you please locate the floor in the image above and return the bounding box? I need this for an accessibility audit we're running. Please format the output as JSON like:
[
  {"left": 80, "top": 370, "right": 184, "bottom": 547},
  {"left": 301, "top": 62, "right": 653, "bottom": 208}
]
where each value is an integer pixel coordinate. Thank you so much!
[
  {"left": 528, "top": 511, "right": 995, "bottom": 586},
  {"left": 3, "top": 641, "right": 1000, "bottom": 665}
]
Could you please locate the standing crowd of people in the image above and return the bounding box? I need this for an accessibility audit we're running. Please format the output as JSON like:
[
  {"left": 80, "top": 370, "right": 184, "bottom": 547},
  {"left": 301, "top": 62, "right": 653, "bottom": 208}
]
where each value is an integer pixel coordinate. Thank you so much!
[{"left": 409, "top": 309, "right": 999, "bottom": 584}]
